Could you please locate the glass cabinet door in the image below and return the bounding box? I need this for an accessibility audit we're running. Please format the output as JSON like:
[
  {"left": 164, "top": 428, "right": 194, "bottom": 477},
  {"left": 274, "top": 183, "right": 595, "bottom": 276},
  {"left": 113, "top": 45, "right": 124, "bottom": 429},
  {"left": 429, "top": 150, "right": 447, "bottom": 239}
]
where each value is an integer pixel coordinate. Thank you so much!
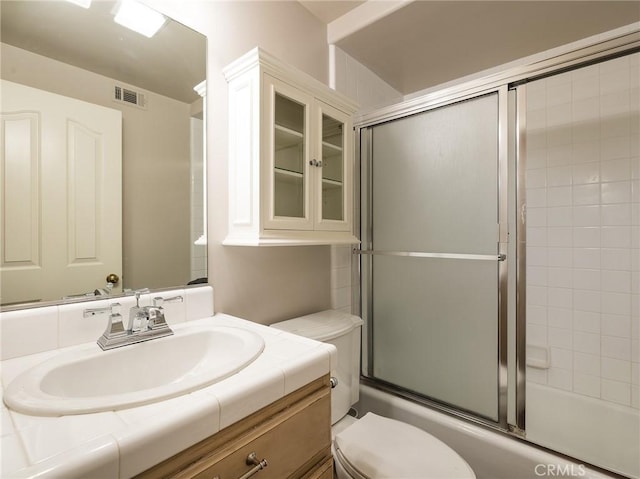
[
  {"left": 274, "top": 93, "right": 306, "bottom": 218},
  {"left": 264, "top": 76, "right": 352, "bottom": 233},
  {"left": 321, "top": 114, "right": 344, "bottom": 220},
  {"left": 316, "top": 101, "right": 350, "bottom": 231},
  {"left": 265, "top": 75, "right": 313, "bottom": 230}
]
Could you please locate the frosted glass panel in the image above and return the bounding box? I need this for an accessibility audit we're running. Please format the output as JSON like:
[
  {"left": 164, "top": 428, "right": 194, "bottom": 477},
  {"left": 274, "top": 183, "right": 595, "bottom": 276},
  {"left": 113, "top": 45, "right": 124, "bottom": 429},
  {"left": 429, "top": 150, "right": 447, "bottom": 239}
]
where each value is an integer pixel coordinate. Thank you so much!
[
  {"left": 372, "top": 94, "right": 498, "bottom": 254},
  {"left": 369, "top": 93, "right": 500, "bottom": 421},
  {"left": 373, "top": 256, "right": 499, "bottom": 419}
]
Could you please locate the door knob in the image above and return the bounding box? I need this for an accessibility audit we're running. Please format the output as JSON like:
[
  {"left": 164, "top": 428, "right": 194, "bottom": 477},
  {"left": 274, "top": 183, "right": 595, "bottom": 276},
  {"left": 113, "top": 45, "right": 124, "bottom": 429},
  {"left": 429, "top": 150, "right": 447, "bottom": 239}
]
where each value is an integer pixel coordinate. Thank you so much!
[{"left": 106, "top": 273, "right": 120, "bottom": 285}]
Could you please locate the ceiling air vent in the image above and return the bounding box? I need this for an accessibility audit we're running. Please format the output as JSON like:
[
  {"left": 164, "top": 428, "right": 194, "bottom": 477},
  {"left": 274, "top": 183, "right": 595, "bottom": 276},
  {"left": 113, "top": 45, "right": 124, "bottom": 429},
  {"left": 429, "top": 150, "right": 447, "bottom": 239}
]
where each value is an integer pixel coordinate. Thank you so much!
[{"left": 113, "top": 85, "right": 147, "bottom": 110}]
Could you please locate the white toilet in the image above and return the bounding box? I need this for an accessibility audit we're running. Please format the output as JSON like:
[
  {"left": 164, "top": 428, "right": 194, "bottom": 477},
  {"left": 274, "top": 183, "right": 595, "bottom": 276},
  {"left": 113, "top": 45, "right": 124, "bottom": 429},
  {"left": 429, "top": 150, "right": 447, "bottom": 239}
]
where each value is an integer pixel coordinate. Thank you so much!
[{"left": 271, "top": 310, "right": 476, "bottom": 479}]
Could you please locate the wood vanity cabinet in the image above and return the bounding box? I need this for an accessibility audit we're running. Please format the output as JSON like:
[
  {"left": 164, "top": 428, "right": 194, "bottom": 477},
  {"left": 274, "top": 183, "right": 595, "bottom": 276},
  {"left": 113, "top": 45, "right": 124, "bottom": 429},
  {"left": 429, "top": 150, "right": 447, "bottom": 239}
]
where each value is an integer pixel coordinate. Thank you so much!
[
  {"left": 137, "top": 376, "right": 333, "bottom": 479},
  {"left": 223, "top": 47, "right": 359, "bottom": 246}
]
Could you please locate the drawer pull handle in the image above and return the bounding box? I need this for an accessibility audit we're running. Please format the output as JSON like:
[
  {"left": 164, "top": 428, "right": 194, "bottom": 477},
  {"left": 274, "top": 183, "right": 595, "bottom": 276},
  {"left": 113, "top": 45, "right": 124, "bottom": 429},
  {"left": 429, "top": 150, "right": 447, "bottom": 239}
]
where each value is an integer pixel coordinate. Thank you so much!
[{"left": 238, "top": 452, "right": 268, "bottom": 479}]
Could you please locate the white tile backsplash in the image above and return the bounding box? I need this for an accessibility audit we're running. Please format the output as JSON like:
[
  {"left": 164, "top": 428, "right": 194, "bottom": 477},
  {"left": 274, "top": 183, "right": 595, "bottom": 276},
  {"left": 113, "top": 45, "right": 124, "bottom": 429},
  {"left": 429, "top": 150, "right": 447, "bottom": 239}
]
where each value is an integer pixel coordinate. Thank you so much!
[
  {"left": 0, "top": 286, "right": 214, "bottom": 360},
  {"left": 0, "top": 306, "right": 59, "bottom": 360}
]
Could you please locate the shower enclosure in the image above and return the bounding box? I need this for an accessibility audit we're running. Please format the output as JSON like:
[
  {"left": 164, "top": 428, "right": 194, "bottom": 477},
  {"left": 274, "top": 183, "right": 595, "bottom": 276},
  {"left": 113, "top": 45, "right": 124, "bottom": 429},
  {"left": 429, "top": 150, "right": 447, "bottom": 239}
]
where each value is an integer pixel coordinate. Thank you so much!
[{"left": 356, "top": 39, "right": 639, "bottom": 477}]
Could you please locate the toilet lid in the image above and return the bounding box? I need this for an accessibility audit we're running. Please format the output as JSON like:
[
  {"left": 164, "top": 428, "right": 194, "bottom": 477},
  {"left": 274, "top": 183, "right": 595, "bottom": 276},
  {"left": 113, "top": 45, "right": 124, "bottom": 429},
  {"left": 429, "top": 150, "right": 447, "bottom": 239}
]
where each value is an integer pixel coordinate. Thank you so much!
[{"left": 334, "top": 413, "right": 475, "bottom": 479}]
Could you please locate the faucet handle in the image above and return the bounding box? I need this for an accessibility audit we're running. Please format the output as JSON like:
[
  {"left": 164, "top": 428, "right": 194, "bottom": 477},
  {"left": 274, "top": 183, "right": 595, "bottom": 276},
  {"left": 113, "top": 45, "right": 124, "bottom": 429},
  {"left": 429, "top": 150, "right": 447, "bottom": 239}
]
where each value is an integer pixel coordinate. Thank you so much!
[
  {"left": 83, "top": 302, "right": 122, "bottom": 318},
  {"left": 153, "top": 295, "right": 184, "bottom": 307},
  {"left": 85, "top": 302, "right": 126, "bottom": 350},
  {"left": 110, "top": 303, "right": 122, "bottom": 316}
]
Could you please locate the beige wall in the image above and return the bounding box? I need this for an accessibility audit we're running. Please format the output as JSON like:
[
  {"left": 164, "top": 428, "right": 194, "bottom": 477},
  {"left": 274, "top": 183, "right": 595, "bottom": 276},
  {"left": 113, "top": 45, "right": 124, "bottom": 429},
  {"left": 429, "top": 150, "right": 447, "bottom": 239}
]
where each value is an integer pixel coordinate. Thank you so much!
[
  {"left": 147, "top": 1, "right": 334, "bottom": 324},
  {"left": 1, "top": 43, "right": 192, "bottom": 291}
]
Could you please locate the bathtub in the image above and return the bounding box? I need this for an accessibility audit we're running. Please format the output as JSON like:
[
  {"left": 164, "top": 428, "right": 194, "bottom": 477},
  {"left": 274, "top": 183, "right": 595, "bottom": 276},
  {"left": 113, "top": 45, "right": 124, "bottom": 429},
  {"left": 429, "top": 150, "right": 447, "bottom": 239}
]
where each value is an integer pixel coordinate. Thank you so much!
[
  {"left": 526, "top": 382, "right": 639, "bottom": 479},
  {"left": 356, "top": 384, "right": 624, "bottom": 479}
]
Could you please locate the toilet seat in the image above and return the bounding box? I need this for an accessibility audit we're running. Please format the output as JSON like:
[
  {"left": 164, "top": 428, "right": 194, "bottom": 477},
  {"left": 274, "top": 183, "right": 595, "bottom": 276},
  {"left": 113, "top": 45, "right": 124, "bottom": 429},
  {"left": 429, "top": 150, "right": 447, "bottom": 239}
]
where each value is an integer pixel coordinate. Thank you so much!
[{"left": 334, "top": 413, "right": 475, "bottom": 479}]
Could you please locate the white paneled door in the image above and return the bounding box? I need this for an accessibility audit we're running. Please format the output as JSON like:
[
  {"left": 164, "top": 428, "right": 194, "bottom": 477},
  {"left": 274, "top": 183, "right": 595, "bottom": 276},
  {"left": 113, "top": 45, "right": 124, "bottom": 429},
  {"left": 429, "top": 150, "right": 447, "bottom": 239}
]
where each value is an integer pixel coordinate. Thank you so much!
[{"left": 1, "top": 80, "right": 122, "bottom": 304}]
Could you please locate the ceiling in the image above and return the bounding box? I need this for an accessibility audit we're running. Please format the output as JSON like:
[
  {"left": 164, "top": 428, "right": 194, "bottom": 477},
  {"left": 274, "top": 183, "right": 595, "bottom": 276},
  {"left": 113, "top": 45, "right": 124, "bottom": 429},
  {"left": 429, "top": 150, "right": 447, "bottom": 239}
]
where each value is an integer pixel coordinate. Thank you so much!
[
  {"left": 2, "top": 1, "right": 636, "bottom": 100},
  {"left": 299, "top": 0, "right": 366, "bottom": 23},
  {"left": 0, "top": 1, "right": 206, "bottom": 103},
  {"left": 300, "top": 1, "right": 640, "bottom": 95}
]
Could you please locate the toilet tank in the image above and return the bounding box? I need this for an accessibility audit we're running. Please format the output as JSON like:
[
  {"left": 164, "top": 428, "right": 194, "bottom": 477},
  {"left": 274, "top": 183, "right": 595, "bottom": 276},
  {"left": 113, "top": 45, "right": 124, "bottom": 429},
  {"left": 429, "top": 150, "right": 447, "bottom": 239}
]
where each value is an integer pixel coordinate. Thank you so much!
[{"left": 271, "top": 310, "right": 363, "bottom": 425}]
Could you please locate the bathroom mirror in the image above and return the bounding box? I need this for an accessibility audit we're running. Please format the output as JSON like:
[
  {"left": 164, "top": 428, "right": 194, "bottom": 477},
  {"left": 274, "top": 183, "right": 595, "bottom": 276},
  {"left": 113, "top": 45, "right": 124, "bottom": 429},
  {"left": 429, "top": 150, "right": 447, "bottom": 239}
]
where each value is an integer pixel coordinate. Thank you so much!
[{"left": 0, "top": 1, "right": 207, "bottom": 307}]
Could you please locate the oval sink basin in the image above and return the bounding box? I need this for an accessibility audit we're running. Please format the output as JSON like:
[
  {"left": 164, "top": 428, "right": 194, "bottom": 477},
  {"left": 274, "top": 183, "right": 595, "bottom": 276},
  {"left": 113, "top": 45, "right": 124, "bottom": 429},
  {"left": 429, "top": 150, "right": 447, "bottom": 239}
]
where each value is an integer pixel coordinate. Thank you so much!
[{"left": 4, "top": 325, "right": 265, "bottom": 416}]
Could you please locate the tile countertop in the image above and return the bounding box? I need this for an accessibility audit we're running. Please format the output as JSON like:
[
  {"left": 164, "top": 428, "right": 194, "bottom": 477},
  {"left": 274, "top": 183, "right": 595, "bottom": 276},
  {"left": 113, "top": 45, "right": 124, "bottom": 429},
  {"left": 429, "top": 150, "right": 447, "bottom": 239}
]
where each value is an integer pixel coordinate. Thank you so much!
[{"left": 0, "top": 314, "right": 336, "bottom": 479}]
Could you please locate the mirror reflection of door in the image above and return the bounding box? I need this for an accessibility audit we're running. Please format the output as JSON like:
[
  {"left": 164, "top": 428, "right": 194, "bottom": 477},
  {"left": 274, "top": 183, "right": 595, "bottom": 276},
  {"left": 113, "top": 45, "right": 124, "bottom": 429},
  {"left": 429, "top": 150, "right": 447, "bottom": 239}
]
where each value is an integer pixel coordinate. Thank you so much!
[{"left": 1, "top": 80, "right": 122, "bottom": 305}]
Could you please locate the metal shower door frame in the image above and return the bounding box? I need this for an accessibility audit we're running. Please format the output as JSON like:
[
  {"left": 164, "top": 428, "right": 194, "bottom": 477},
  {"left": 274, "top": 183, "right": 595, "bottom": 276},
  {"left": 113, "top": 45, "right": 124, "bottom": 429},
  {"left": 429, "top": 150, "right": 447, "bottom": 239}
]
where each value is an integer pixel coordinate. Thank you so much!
[
  {"left": 356, "top": 85, "right": 511, "bottom": 430},
  {"left": 354, "top": 27, "right": 640, "bottom": 436}
]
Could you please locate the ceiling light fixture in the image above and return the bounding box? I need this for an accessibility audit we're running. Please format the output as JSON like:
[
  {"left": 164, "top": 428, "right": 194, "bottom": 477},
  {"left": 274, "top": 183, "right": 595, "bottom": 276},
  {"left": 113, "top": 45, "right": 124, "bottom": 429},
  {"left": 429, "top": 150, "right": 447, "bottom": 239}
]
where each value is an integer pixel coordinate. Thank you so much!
[
  {"left": 114, "top": 0, "right": 167, "bottom": 38},
  {"left": 65, "top": 0, "right": 91, "bottom": 8}
]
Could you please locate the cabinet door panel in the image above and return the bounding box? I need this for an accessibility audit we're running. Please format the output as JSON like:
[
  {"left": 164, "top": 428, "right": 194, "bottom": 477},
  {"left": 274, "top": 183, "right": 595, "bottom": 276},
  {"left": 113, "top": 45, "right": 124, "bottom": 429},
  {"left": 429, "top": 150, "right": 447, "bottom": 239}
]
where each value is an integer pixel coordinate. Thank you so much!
[
  {"left": 263, "top": 75, "right": 314, "bottom": 231},
  {"left": 315, "top": 101, "right": 352, "bottom": 232}
]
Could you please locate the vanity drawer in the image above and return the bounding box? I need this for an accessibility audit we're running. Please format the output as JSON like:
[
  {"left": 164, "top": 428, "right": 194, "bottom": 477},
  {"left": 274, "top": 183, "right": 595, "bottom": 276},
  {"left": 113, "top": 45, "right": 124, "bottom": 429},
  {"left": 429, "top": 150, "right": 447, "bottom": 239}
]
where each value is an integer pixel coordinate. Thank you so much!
[
  {"left": 187, "top": 390, "right": 330, "bottom": 478},
  {"left": 139, "top": 376, "right": 332, "bottom": 479}
]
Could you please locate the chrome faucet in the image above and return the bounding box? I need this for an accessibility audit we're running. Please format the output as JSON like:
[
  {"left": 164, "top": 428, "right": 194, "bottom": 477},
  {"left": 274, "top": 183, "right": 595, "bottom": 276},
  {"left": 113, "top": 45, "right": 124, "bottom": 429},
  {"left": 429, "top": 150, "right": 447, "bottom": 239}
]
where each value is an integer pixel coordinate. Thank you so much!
[{"left": 84, "top": 291, "right": 182, "bottom": 350}]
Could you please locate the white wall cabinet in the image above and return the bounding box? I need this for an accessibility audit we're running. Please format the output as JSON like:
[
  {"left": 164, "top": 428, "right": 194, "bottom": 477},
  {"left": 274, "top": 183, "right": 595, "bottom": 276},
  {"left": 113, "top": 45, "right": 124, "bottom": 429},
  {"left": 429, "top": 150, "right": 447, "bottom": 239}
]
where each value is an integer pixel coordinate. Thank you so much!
[{"left": 224, "top": 48, "right": 359, "bottom": 246}]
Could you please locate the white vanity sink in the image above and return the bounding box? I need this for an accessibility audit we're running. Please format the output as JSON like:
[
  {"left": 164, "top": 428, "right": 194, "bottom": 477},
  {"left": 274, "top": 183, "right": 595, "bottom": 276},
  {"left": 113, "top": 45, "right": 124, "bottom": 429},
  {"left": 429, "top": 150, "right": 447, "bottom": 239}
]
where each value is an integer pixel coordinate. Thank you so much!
[{"left": 3, "top": 325, "right": 265, "bottom": 416}]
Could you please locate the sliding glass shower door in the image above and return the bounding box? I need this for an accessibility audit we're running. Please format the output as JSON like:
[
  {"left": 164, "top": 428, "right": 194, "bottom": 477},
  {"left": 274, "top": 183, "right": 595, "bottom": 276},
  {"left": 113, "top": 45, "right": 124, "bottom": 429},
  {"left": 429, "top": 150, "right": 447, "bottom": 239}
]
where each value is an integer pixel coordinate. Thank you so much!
[{"left": 361, "top": 92, "right": 506, "bottom": 422}]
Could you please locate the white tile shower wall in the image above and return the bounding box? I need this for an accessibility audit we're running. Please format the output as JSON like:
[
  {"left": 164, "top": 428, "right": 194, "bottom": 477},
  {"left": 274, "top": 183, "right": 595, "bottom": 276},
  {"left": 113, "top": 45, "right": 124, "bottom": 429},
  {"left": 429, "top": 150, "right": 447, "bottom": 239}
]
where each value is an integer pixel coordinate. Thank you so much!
[
  {"left": 525, "top": 53, "right": 640, "bottom": 409},
  {"left": 329, "top": 47, "right": 401, "bottom": 315},
  {"left": 0, "top": 286, "right": 214, "bottom": 361},
  {"left": 330, "top": 45, "right": 402, "bottom": 112}
]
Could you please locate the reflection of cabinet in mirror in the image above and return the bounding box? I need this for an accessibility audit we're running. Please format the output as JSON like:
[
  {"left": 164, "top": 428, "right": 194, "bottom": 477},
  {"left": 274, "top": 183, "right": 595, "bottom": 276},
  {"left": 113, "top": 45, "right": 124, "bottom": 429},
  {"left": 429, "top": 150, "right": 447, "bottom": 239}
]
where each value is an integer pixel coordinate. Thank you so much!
[{"left": 224, "top": 48, "right": 359, "bottom": 246}]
